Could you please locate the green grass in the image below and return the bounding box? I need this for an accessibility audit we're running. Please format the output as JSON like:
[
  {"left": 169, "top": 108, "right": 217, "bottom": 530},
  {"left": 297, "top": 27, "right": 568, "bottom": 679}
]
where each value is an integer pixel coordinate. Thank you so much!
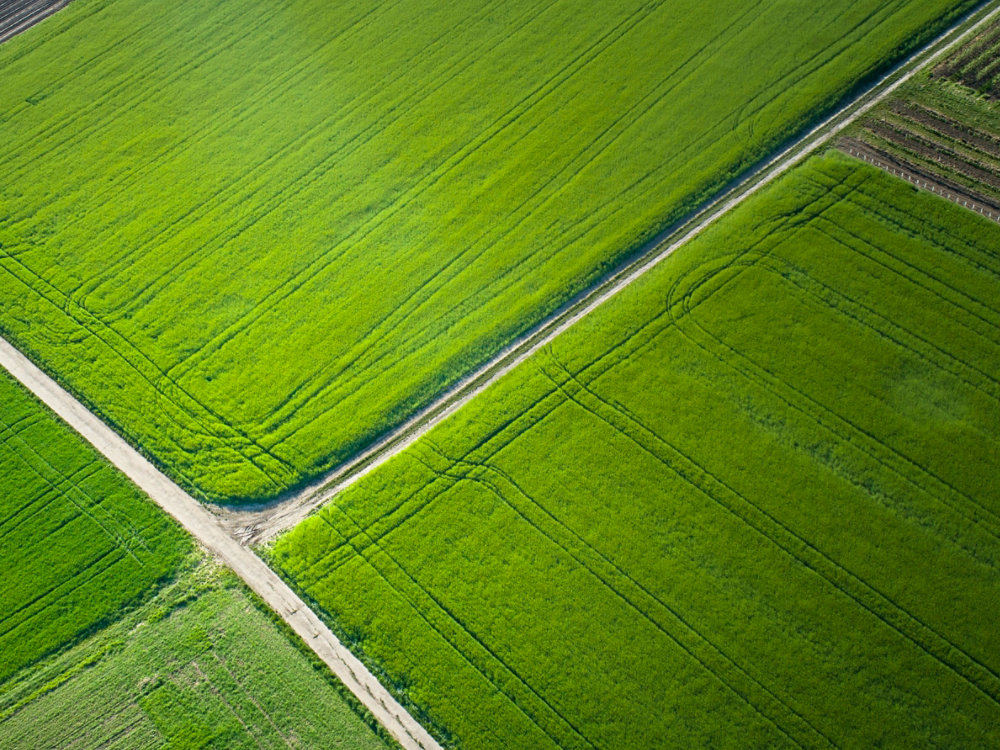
[
  {"left": 0, "top": 368, "right": 189, "bottom": 683},
  {"left": 905, "top": 58, "right": 1000, "bottom": 134},
  {"left": 0, "top": 371, "right": 390, "bottom": 747},
  {"left": 272, "top": 152, "right": 1000, "bottom": 749},
  {"left": 0, "top": 561, "right": 395, "bottom": 749},
  {"left": 0, "top": 0, "right": 976, "bottom": 502}
]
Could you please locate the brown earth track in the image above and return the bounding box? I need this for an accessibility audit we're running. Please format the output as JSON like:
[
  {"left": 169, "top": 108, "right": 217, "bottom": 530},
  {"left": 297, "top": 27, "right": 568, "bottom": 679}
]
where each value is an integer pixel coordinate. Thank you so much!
[
  {"left": 863, "top": 120, "right": 1000, "bottom": 192},
  {"left": 962, "top": 35, "right": 1000, "bottom": 86},
  {"left": 839, "top": 136, "right": 1000, "bottom": 220},
  {"left": 0, "top": 0, "right": 69, "bottom": 44},
  {"left": 889, "top": 100, "right": 1000, "bottom": 157},
  {"left": 0, "top": 338, "right": 442, "bottom": 750},
  {"left": 876, "top": 114, "right": 1000, "bottom": 173},
  {"left": 934, "top": 19, "right": 1000, "bottom": 77}
]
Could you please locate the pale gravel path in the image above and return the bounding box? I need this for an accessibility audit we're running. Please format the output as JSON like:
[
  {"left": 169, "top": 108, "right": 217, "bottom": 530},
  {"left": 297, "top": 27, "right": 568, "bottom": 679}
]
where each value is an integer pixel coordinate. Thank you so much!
[
  {"left": 0, "top": 338, "right": 441, "bottom": 750},
  {"left": 221, "top": 0, "right": 1000, "bottom": 546},
  {"left": 3, "top": 4, "right": 999, "bottom": 747}
]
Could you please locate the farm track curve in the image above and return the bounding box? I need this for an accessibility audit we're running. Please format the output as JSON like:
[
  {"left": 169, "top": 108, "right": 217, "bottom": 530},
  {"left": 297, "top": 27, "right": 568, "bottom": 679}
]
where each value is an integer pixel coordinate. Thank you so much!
[
  {"left": 219, "top": 0, "right": 1000, "bottom": 545},
  {"left": 0, "top": 339, "right": 441, "bottom": 750},
  {"left": 1, "top": 2, "right": 1000, "bottom": 747}
]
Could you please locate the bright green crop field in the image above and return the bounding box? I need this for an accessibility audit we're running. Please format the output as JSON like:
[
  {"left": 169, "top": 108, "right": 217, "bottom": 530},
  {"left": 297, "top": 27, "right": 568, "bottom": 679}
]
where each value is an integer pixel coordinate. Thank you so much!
[
  {"left": 0, "top": 0, "right": 976, "bottom": 502},
  {"left": 273, "top": 152, "right": 1000, "bottom": 749},
  {"left": 0, "top": 368, "right": 189, "bottom": 684},
  {"left": 0, "top": 369, "right": 391, "bottom": 747},
  {"left": 0, "top": 563, "right": 394, "bottom": 749}
]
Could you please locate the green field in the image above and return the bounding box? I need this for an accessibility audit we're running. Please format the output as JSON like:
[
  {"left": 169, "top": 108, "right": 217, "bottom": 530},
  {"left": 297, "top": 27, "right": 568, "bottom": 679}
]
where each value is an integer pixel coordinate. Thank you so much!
[
  {"left": 0, "top": 563, "right": 394, "bottom": 749},
  {"left": 0, "top": 369, "right": 391, "bottom": 747},
  {"left": 0, "top": 368, "right": 189, "bottom": 683},
  {"left": 273, "top": 152, "right": 1000, "bottom": 749},
  {"left": 0, "top": 0, "right": 975, "bottom": 502}
]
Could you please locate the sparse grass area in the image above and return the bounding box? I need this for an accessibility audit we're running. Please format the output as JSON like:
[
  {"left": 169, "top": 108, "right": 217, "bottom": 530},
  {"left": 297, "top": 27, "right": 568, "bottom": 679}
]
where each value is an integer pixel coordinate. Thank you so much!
[
  {"left": 273, "top": 152, "right": 1000, "bottom": 749},
  {"left": 0, "top": 561, "right": 395, "bottom": 749},
  {"left": 0, "top": 0, "right": 975, "bottom": 502}
]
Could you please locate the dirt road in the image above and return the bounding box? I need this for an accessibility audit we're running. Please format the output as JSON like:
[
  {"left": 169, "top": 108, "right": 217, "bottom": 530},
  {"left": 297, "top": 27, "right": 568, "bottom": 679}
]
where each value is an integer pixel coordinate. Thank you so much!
[
  {"left": 219, "top": 0, "right": 1000, "bottom": 545},
  {"left": 3, "top": 3, "right": 999, "bottom": 746},
  {"left": 0, "top": 338, "right": 441, "bottom": 750}
]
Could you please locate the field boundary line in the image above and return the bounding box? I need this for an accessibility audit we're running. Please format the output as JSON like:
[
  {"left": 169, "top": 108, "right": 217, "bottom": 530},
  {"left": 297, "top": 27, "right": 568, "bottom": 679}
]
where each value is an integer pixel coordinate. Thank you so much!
[
  {"left": 225, "top": 0, "right": 1000, "bottom": 543},
  {"left": 0, "top": 338, "right": 442, "bottom": 750},
  {"left": 0, "top": 0, "right": 70, "bottom": 45}
]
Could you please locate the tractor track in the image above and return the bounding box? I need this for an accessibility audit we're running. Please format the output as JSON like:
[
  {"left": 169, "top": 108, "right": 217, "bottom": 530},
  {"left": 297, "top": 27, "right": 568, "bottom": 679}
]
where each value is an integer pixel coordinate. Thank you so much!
[
  {"left": 218, "top": 0, "right": 1000, "bottom": 546},
  {"left": 2, "top": 2, "right": 999, "bottom": 747}
]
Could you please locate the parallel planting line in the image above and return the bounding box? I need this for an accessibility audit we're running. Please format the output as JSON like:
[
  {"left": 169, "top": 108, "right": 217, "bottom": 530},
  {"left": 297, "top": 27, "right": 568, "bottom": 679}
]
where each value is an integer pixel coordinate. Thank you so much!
[
  {"left": 0, "top": 338, "right": 442, "bottom": 750},
  {"left": 0, "top": 0, "right": 69, "bottom": 45},
  {"left": 224, "top": 0, "right": 1000, "bottom": 544}
]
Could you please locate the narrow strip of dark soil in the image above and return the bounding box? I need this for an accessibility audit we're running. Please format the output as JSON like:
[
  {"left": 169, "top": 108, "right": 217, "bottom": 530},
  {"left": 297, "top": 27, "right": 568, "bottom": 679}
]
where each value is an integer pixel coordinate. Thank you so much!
[
  {"left": 863, "top": 120, "right": 1000, "bottom": 192},
  {"left": 839, "top": 136, "right": 1000, "bottom": 222},
  {"left": 0, "top": 0, "right": 69, "bottom": 45},
  {"left": 889, "top": 100, "right": 1000, "bottom": 157},
  {"left": 934, "top": 20, "right": 1000, "bottom": 78}
]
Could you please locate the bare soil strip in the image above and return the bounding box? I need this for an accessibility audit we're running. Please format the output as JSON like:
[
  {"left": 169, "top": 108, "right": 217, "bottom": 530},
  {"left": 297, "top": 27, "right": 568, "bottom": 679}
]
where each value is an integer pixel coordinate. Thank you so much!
[
  {"left": 839, "top": 137, "right": 1000, "bottom": 220},
  {"left": 934, "top": 18, "right": 1000, "bottom": 96},
  {"left": 0, "top": 338, "right": 442, "bottom": 750},
  {"left": 1, "top": 4, "right": 998, "bottom": 746},
  {"left": 888, "top": 100, "right": 1000, "bottom": 160},
  {"left": 862, "top": 121, "right": 1000, "bottom": 190},
  {"left": 219, "top": 0, "right": 1000, "bottom": 545},
  {"left": 0, "top": 0, "right": 69, "bottom": 44}
]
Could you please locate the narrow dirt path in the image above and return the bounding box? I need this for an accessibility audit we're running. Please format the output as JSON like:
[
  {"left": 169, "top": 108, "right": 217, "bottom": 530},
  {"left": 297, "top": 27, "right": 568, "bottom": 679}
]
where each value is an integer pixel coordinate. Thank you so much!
[
  {"left": 0, "top": 338, "right": 441, "bottom": 750},
  {"left": 219, "top": 0, "right": 1000, "bottom": 545}
]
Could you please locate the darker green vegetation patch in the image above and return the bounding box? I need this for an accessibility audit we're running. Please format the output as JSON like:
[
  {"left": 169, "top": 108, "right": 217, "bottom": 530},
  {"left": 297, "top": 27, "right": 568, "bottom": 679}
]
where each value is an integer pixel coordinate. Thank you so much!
[{"left": 274, "top": 153, "right": 1000, "bottom": 749}]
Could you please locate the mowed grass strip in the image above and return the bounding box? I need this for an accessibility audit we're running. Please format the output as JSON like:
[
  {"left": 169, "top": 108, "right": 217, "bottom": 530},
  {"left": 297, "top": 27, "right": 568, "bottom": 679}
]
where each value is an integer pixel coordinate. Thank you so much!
[
  {"left": 0, "top": 0, "right": 976, "bottom": 502},
  {"left": 0, "top": 369, "right": 189, "bottom": 684},
  {"left": 272, "top": 152, "right": 1000, "bottom": 749},
  {"left": 0, "top": 563, "right": 395, "bottom": 749}
]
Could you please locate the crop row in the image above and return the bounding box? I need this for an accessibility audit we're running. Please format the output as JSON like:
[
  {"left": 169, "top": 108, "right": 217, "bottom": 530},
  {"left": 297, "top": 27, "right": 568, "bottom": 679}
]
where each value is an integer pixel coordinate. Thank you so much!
[
  {"left": 846, "top": 72, "right": 1000, "bottom": 214},
  {"left": 0, "top": 565, "right": 391, "bottom": 749},
  {"left": 0, "top": 0, "right": 66, "bottom": 44},
  {"left": 273, "top": 152, "right": 1000, "bottom": 749},
  {"left": 0, "top": 0, "right": 976, "bottom": 502},
  {"left": 0, "top": 370, "right": 189, "bottom": 683},
  {"left": 934, "top": 19, "right": 1000, "bottom": 97}
]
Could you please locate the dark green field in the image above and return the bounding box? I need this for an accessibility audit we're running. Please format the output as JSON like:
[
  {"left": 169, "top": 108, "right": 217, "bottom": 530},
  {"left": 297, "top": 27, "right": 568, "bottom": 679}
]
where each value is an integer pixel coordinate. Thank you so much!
[{"left": 274, "top": 152, "right": 1000, "bottom": 748}]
